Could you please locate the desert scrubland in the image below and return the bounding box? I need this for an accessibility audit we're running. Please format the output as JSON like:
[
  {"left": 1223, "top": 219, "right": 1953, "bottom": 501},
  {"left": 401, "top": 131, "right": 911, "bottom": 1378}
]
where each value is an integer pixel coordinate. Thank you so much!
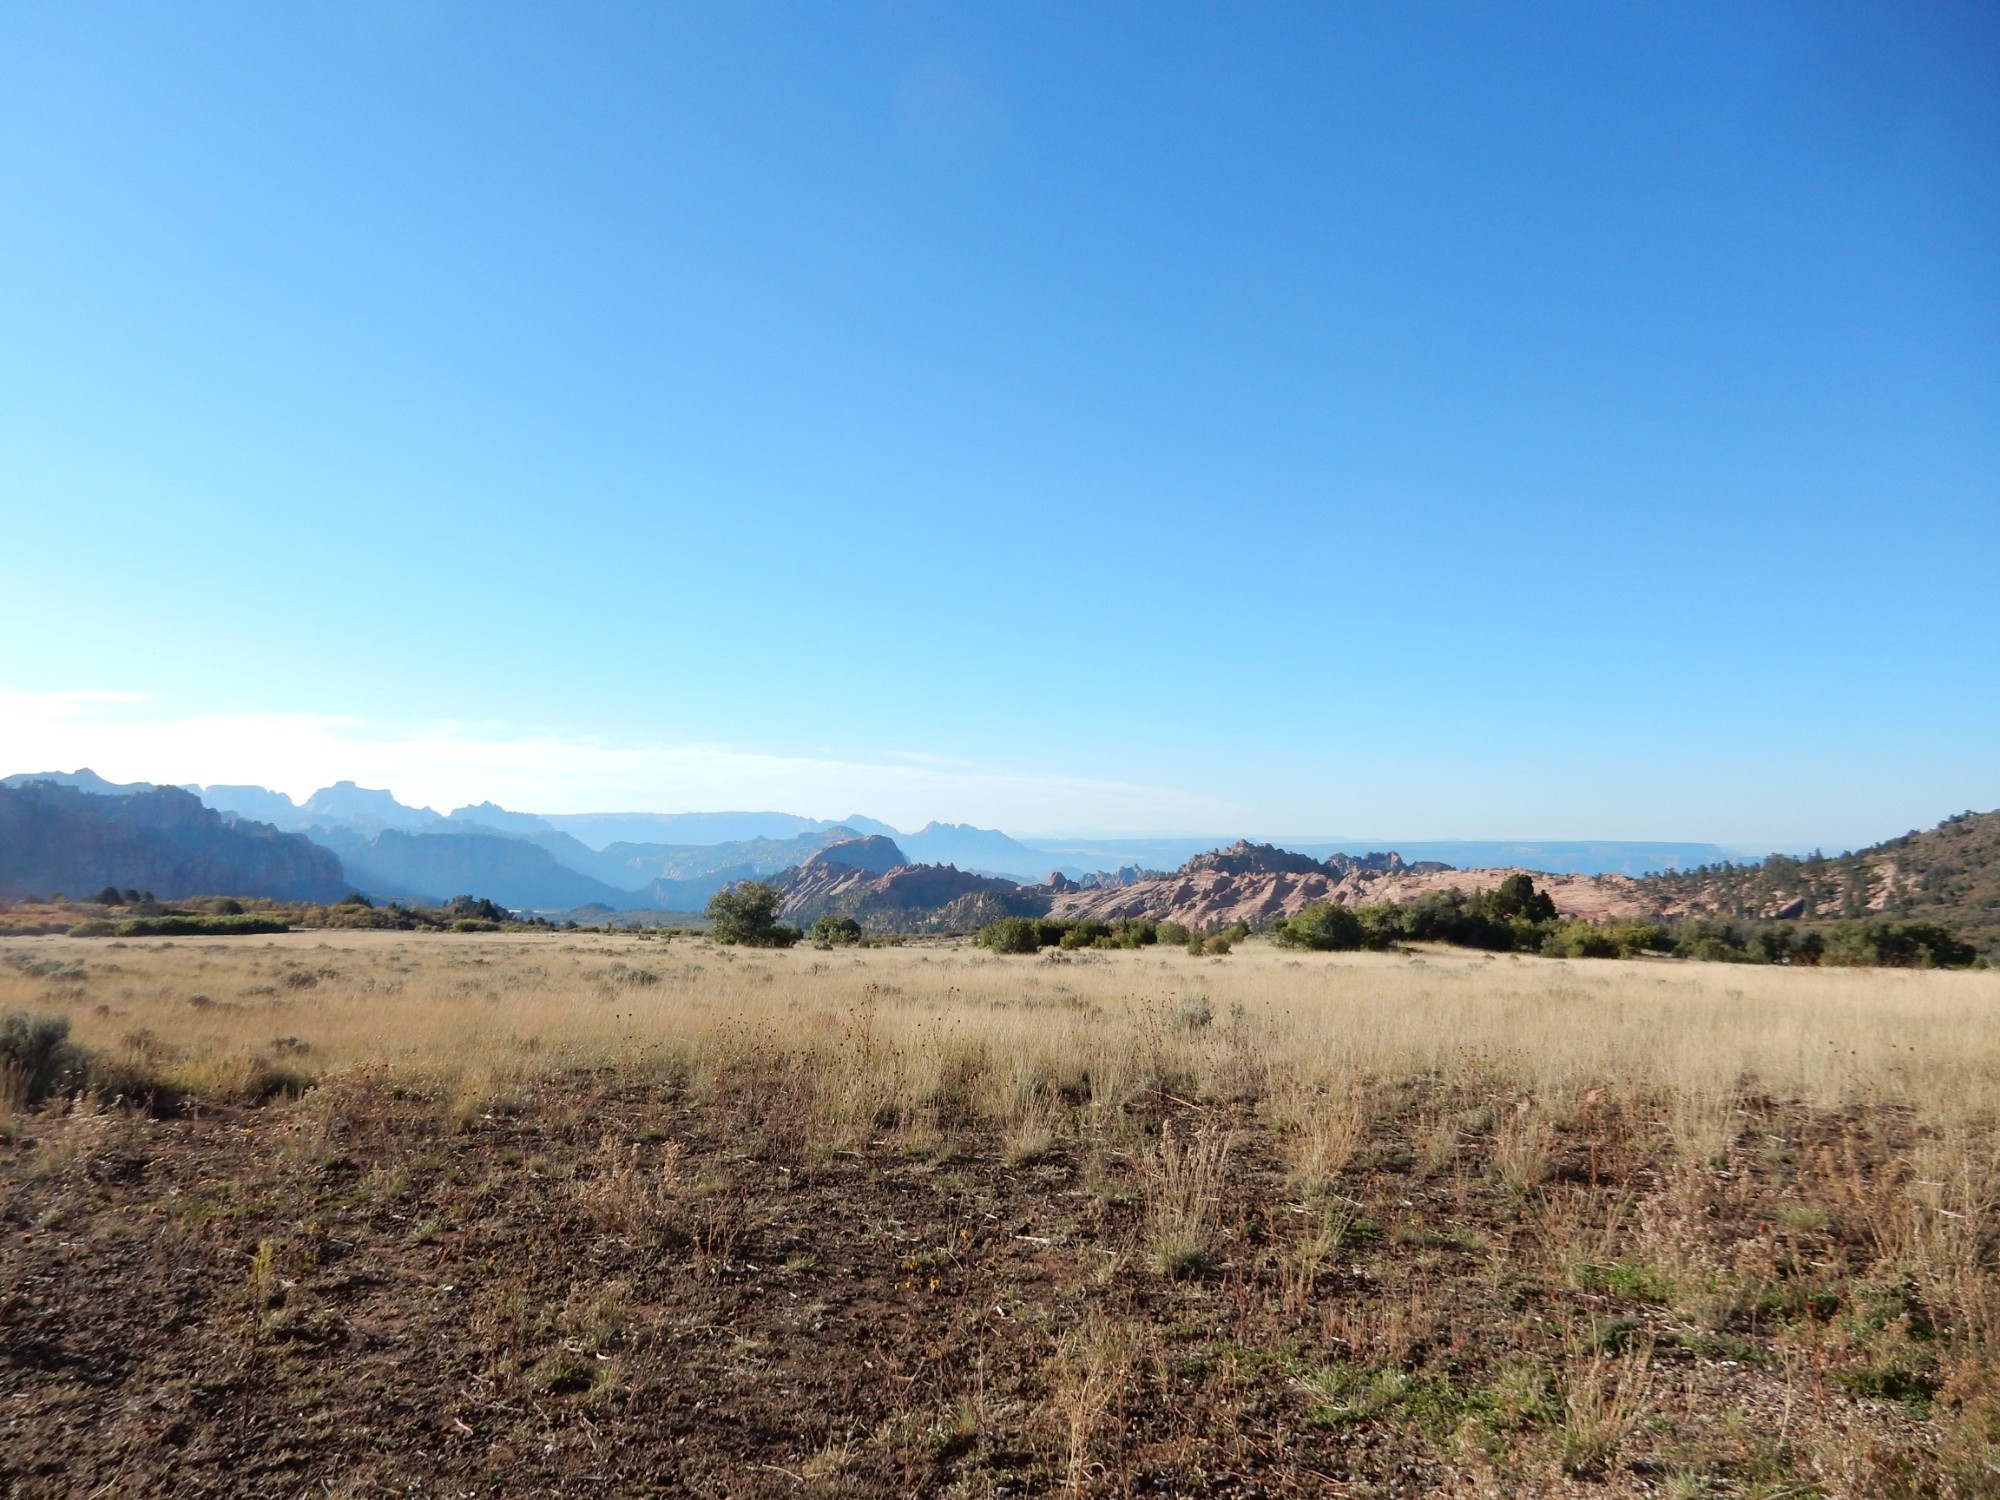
[{"left": 3, "top": 931, "right": 1997, "bottom": 1496}]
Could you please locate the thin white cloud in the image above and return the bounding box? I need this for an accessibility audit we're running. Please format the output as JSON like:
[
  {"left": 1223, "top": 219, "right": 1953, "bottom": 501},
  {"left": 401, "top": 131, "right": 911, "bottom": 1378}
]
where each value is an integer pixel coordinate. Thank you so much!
[{"left": 0, "top": 688, "right": 1240, "bottom": 833}]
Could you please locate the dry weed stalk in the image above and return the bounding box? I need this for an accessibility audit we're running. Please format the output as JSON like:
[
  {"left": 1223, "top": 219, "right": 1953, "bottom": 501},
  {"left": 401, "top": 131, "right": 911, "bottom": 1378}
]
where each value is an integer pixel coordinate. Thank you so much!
[
  {"left": 572, "top": 1133, "right": 685, "bottom": 1238},
  {"left": 1050, "top": 1316, "right": 1127, "bottom": 1494},
  {"left": 1666, "top": 1088, "right": 1738, "bottom": 1168}
]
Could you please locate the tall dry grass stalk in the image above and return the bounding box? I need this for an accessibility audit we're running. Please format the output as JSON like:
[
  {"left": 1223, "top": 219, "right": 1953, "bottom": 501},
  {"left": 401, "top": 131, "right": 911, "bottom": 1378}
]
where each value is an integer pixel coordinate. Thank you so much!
[
  {"left": 1050, "top": 1316, "right": 1127, "bottom": 1493},
  {"left": 1144, "top": 1120, "right": 1234, "bottom": 1277},
  {"left": 1267, "top": 1083, "right": 1367, "bottom": 1197}
]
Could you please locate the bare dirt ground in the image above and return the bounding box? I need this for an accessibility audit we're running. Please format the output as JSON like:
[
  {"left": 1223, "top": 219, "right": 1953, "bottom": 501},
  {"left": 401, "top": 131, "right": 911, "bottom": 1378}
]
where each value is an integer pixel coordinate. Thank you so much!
[{"left": 2, "top": 934, "right": 1994, "bottom": 1497}]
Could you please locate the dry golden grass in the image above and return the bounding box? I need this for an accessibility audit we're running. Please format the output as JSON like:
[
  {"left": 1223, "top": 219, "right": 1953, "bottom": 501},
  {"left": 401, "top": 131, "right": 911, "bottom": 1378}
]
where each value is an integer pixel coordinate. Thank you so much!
[
  {"left": 8, "top": 932, "right": 1995, "bottom": 1120},
  {"left": 5, "top": 929, "right": 1999, "bottom": 1494}
]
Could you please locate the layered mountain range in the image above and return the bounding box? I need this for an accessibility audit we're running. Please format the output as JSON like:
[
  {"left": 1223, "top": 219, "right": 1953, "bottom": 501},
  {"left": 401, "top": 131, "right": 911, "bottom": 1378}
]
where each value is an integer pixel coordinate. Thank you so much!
[{"left": 5, "top": 770, "right": 1988, "bottom": 951}]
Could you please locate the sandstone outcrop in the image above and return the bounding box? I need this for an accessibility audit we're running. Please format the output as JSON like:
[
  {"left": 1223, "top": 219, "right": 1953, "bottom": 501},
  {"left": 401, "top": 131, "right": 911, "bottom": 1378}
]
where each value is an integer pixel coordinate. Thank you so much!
[{"left": 1050, "top": 842, "right": 1658, "bottom": 931}]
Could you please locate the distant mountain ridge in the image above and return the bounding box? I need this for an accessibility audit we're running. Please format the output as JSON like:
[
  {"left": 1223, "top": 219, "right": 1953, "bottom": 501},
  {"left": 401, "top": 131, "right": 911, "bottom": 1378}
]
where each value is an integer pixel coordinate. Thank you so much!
[{"left": 0, "top": 781, "right": 345, "bottom": 903}]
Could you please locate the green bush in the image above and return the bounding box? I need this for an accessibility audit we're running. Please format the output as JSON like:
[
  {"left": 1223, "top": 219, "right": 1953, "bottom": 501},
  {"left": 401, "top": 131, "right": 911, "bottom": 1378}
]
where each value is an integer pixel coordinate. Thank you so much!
[
  {"left": 706, "top": 881, "right": 802, "bottom": 948},
  {"left": 441, "top": 896, "right": 509, "bottom": 923},
  {"left": 111, "top": 915, "right": 291, "bottom": 937},
  {"left": 1059, "top": 919, "right": 1115, "bottom": 951},
  {"left": 1540, "top": 920, "right": 1670, "bottom": 959},
  {"left": 1273, "top": 902, "right": 1365, "bottom": 952},
  {"left": 1157, "top": 921, "right": 1192, "bottom": 948},
  {"left": 977, "top": 916, "right": 1043, "bottom": 954},
  {"left": 1, "top": 1010, "right": 89, "bottom": 1106},
  {"left": 450, "top": 918, "right": 502, "bottom": 933},
  {"left": 811, "top": 913, "right": 863, "bottom": 945},
  {"left": 1824, "top": 919, "right": 1977, "bottom": 969},
  {"left": 1489, "top": 873, "right": 1558, "bottom": 923}
]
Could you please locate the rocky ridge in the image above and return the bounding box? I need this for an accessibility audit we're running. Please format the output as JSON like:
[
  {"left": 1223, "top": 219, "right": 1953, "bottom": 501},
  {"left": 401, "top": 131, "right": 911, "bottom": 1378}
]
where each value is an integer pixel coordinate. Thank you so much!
[{"left": 1050, "top": 842, "right": 1655, "bottom": 930}]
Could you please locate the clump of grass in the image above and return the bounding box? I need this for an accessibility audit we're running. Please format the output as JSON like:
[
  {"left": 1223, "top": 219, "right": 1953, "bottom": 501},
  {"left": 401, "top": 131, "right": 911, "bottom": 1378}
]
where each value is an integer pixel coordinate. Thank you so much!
[
  {"left": 1269, "top": 1084, "right": 1366, "bottom": 1197},
  {"left": 1557, "top": 1333, "right": 1654, "bottom": 1476},
  {"left": 1144, "top": 1120, "right": 1233, "bottom": 1277},
  {"left": 1491, "top": 1103, "right": 1550, "bottom": 1194},
  {"left": 1276, "top": 1203, "right": 1352, "bottom": 1316}
]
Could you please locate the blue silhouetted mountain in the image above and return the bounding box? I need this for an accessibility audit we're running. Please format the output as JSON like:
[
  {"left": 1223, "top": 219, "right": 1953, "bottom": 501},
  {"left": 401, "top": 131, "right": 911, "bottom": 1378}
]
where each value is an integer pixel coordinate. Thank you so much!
[
  {"left": 895, "top": 822, "right": 1067, "bottom": 880},
  {"left": 446, "top": 802, "right": 555, "bottom": 834},
  {"left": 2, "top": 767, "right": 160, "bottom": 796},
  {"left": 194, "top": 781, "right": 443, "bottom": 837},
  {"left": 537, "top": 810, "right": 900, "bottom": 849},
  {"left": 324, "top": 827, "right": 630, "bottom": 911},
  {"left": 0, "top": 781, "right": 346, "bottom": 902},
  {"left": 300, "top": 782, "right": 443, "bottom": 834},
  {"left": 197, "top": 784, "right": 306, "bottom": 827}
]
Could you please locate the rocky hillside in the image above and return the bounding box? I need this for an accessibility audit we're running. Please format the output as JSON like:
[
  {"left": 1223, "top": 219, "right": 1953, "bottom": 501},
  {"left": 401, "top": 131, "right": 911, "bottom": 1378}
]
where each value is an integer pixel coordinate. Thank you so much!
[
  {"left": 1049, "top": 841, "right": 1655, "bottom": 930},
  {"left": 0, "top": 782, "right": 346, "bottom": 903},
  {"left": 776, "top": 852, "right": 1047, "bottom": 933},
  {"left": 1635, "top": 807, "right": 2000, "bottom": 954}
]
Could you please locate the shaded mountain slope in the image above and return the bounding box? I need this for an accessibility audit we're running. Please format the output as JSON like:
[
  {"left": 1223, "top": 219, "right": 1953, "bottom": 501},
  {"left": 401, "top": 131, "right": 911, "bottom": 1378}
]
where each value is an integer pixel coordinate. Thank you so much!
[
  {"left": 327, "top": 830, "right": 632, "bottom": 910},
  {"left": 0, "top": 782, "right": 346, "bottom": 903}
]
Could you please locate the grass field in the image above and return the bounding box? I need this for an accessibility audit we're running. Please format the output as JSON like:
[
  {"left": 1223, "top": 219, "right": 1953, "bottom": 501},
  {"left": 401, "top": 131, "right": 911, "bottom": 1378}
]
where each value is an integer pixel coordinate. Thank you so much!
[{"left": 3, "top": 931, "right": 1997, "bottom": 1496}]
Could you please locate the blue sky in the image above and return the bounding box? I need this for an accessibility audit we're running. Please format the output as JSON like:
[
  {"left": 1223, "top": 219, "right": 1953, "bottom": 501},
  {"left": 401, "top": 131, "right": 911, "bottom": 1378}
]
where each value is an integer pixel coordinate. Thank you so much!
[{"left": 2, "top": 2, "right": 1995, "bottom": 848}]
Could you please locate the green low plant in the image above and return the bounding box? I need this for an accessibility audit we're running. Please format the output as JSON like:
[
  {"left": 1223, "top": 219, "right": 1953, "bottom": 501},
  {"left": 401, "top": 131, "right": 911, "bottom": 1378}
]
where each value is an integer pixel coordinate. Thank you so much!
[{"left": 0, "top": 1010, "right": 89, "bottom": 1106}]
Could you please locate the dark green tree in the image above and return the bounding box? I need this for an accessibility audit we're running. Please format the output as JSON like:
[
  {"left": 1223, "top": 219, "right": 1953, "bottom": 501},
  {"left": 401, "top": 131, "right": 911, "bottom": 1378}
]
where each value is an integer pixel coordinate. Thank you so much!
[{"left": 707, "top": 881, "right": 801, "bottom": 947}]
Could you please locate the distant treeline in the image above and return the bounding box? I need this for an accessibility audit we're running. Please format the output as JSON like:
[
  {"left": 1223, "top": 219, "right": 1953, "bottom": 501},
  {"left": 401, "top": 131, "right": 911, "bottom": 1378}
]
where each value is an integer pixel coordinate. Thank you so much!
[
  {"left": 8, "top": 890, "right": 537, "bottom": 938},
  {"left": 977, "top": 915, "right": 1242, "bottom": 956},
  {"left": 978, "top": 876, "right": 1984, "bottom": 968}
]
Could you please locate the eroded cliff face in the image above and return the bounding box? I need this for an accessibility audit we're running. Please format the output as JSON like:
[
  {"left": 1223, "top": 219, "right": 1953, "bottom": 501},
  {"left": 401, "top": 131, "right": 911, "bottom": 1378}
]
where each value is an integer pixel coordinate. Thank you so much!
[{"left": 0, "top": 782, "right": 347, "bottom": 903}]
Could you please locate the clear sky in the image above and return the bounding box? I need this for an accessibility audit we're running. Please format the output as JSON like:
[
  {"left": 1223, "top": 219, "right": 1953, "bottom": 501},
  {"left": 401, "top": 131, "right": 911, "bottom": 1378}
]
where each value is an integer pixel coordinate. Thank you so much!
[{"left": 2, "top": 2, "right": 1995, "bottom": 849}]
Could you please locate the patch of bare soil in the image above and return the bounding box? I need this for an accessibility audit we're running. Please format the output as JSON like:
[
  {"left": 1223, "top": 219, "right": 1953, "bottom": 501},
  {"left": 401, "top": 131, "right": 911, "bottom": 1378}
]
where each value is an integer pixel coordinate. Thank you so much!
[{"left": 0, "top": 1077, "right": 1965, "bottom": 1498}]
